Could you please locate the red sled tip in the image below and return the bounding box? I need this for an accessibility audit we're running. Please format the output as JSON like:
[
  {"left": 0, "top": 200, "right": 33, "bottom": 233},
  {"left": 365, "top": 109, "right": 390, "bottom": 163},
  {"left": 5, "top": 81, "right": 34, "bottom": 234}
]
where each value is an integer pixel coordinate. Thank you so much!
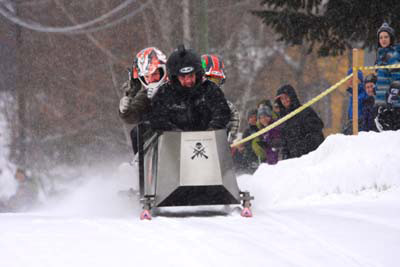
[
  {"left": 241, "top": 207, "right": 253, "bottom": 218},
  {"left": 140, "top": 210, "right": 152, "bottom": 220}
]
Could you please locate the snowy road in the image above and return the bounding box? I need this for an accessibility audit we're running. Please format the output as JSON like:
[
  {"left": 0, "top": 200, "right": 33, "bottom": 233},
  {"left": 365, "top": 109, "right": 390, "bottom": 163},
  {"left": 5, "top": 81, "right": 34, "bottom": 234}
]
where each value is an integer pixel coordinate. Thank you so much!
[
  {"left": 1, "top": 188, "right": 399, "bottom": 267},
  {"left": 1, "top": 132, "right": 400, "bottom": 267}
]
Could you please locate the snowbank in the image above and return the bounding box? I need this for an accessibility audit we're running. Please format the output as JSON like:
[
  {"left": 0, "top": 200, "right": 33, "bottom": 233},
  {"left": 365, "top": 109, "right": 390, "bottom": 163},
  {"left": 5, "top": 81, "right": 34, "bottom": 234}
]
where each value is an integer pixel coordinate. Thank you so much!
[
  {"left": 239, "top": 131, "right": 400, "bottom": 210},
  {"left": 34, "top": 130, "right": 400, "bottom": 219}
]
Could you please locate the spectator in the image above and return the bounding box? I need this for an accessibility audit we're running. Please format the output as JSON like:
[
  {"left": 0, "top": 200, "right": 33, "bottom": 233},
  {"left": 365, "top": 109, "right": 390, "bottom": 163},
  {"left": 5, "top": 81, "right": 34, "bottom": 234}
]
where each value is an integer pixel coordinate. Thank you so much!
[
  {"left": 7, "top": 168, "right": 39, "bottom": 211},
  {"left": 375, "top": 80, "right": 400, "bottom": 131},
  {"left": 240, "top": 109, "right": 259, "bottom": 171},
  {"left": 375, "top": 22, "right": 400, "bottom": 107},
  {"left": 256, "top": 99, "right": 279, "bottom": 120},
  {"left": 273, "top": 101, "right": 281, "bottom": 118},
  {"left": 242, "top": 109, "right": 258, "bottom": 138},
  {"left": 374, "top": 23, "right": 400, "bottom": 131},
  {"left": 251, "top": 106, "right": 281, "bottom": 165},
  {"left": 361, "top": 74, "right": 378, "bottom": 132},
  {"left": 342, "top": 68, "right": 367, "bottom": 135},
  {"left": 346, "top": 68, "right": 367, "bottom": 120},
  {"left": 150, "top": 45, "right": 231, "bottom": 131},
  {"left": 275, "top": 84, "right": 324, "bottom": 159},
  {"left": 231, "top": 142, "right": 258, "bottom": 174}
]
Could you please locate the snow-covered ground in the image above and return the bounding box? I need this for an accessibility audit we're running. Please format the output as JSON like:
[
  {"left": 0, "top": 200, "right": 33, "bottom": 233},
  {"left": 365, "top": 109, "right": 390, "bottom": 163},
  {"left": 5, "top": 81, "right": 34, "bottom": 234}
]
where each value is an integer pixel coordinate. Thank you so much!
[{"left": 1, "top": 131, "right": 400, "bottom": 267}]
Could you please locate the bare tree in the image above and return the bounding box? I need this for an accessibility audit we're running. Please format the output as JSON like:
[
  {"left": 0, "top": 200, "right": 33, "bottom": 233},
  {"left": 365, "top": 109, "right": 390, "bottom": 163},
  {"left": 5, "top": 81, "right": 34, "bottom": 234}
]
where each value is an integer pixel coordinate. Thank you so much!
[
  {"left": 182, "top": 0, "right": 191, "bottom": 47},
  {"left": 0, "top": 0, "right": 349, "bottom": 171}
]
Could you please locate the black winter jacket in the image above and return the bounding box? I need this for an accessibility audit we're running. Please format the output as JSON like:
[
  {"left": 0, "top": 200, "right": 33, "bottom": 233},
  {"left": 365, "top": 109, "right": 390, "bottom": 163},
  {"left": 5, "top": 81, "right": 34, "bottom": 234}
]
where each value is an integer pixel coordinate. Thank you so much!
[
  {"left": 360, "top": 96, "right": 378, "bottom": 132},
  {"left": 150, "top": 80, "right": 231, "bottom": 131},
  {"left": 276, "top": 85, "right": 325, "bottom": 159}
]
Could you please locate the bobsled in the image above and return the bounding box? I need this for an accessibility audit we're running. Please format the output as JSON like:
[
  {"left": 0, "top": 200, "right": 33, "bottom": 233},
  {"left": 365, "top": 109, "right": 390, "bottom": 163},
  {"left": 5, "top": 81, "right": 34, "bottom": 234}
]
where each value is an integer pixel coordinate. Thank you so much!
[{"left": 137, "top": 128, "right": 253, "bottom": 220}]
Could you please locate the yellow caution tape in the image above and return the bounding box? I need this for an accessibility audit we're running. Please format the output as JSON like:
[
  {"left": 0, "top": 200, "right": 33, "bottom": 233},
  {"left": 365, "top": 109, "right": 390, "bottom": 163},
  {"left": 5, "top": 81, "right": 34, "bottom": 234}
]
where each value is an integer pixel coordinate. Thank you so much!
[
  {"left": 231, "top": 74, "right": 353, "bottom": 147},
  {"left": 358, "top": 63, "right": 400, "bottom": 70},
  {"left": 231, "top": 63, "right": 400, "bottom": 148}
]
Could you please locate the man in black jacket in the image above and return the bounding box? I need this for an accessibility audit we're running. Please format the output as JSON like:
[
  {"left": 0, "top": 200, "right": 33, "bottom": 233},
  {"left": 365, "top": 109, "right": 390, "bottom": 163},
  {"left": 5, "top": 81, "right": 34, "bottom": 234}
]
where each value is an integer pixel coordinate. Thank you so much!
[
  {"left": 150, "top": 45, "right": 231, "bottom": 131},
  {"left": 275, "top": 84, "right": 325, "bottom": 159}
]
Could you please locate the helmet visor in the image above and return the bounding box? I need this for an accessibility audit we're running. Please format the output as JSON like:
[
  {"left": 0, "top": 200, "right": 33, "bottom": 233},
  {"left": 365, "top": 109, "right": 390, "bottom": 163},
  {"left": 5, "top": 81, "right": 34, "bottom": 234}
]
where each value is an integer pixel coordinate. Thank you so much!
[{"left": 208, "top": 77, "right": 224, "bottom": 86}]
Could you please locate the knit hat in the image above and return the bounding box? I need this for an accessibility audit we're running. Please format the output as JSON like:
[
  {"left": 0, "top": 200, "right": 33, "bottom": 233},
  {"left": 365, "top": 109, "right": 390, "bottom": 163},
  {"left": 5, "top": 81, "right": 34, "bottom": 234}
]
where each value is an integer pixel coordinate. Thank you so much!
[
  {"left": 364, "top": 74, "right": 377, "bottom": 85},
  {"left": 347, "top": 68, "right": 364, "bottom": 82},
  {"left": 257, "top": 106, "right": 272, "bottom": 119},
  {"left": 247, "top": 109, "right": 258, "bottom": 119},
  {"left": 257, "top": 99, "right": 273, "bottom": 109}
]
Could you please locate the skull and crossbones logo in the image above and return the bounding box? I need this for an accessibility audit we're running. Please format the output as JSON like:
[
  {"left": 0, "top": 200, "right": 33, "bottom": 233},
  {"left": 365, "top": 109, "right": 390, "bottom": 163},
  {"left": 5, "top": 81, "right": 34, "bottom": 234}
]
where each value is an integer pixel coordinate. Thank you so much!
[{"left": 191, "top": 142, "right": 208, "bottom": 159}]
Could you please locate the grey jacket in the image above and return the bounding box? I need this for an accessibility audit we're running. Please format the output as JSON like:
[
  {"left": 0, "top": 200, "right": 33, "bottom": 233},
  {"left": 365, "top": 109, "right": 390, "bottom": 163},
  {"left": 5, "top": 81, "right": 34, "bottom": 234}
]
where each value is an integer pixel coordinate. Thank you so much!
[{"left": 118, "top": 80, "right": 151, "bottom": 125}]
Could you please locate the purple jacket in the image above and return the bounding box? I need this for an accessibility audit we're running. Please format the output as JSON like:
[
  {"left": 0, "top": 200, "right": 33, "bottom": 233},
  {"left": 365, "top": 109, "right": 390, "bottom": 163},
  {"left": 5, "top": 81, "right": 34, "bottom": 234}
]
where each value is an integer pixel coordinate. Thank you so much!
[{"left": 253, "top": 121, "right": 281, "bottom": 165}]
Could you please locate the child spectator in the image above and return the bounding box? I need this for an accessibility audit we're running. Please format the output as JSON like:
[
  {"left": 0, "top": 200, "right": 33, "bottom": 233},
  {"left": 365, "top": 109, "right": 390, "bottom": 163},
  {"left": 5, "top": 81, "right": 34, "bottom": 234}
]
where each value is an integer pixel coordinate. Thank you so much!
[
  {"left": 251, "top": 106, "right": 281, "bottom": 165},
  {"left": 342, "top": 68, "right": 367, "bottom": 135},
  {"left": 242, "top": 109, "right": 258, "bottom": 139},
  {"left": 375, "top": 22, "right": 400, "bottom": 107},
  {"left": 361, "top": 74, "right": 378, "bottom": 132},
  {"left": 240, "top": 109, "right": 259, "bottom": 171},
  {"left": 374, "top": 23, "right": 400, "bottom": 131},
  {"left": 256, "top": 99, "right": 279, "bottom": 120}
]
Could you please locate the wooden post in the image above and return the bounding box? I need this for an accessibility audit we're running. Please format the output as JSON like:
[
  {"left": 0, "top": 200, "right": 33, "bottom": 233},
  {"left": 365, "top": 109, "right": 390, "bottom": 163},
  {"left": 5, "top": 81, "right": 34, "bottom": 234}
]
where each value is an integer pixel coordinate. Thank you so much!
[{"left": 352, "top": 48, "right": 359, "bottom": 135}]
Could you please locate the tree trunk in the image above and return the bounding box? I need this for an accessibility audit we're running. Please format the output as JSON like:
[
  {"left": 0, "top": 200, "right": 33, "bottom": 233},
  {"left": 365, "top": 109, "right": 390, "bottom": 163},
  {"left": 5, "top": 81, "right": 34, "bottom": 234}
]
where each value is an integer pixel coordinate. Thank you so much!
[
  {"left": 197, "top": 0, "right": 208, "bottom": 53},
  {"left": 15, "top": 3, "right": 27, "bottom": 168},
  {"left": 182, "top": 0, "right": 191, "bottom": 47},
  {"left": 294, "top": 45, "right": 309, "bottom": 100}
]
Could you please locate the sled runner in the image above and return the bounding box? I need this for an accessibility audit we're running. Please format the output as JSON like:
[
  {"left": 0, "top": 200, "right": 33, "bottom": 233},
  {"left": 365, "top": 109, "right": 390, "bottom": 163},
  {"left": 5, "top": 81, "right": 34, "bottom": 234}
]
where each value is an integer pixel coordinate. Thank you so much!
[{"left": 137, "top": 128, "right": 253, "bottom": 220}]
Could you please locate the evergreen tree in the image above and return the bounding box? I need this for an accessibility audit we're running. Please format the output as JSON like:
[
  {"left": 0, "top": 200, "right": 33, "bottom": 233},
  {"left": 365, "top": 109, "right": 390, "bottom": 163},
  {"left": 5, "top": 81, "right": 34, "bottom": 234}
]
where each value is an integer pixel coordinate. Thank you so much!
[{"left": 253, "top": 0, "right": 400, "bottom": 56}]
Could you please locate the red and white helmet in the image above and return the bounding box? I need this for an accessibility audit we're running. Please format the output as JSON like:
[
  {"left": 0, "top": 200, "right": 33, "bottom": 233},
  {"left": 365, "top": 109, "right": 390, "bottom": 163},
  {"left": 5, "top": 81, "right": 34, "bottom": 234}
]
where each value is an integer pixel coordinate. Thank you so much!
[
  {"left": 132, "top": 47, "right": 167, "bottom": 96},
  {"left": 201, "top": 54, "right": 226, "bottom": 85}
]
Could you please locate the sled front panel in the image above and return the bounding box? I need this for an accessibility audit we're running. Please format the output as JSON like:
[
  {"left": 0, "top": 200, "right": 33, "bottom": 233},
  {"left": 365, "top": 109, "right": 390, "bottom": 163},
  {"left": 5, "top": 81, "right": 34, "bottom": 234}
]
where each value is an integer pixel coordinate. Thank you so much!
[{"left": 154, "top": 130, "right": 240, "bottom": 207}]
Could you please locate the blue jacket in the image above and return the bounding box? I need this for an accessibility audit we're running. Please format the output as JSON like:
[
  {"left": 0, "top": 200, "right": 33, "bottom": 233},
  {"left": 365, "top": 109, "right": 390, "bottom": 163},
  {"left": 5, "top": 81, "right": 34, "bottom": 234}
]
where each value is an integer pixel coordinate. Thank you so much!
[
  {"left": 376, "top": 44, "right": 400, "bottom": 106},
  {"left": 346, "top": 84, "right": 367, "bottom": 120}
]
